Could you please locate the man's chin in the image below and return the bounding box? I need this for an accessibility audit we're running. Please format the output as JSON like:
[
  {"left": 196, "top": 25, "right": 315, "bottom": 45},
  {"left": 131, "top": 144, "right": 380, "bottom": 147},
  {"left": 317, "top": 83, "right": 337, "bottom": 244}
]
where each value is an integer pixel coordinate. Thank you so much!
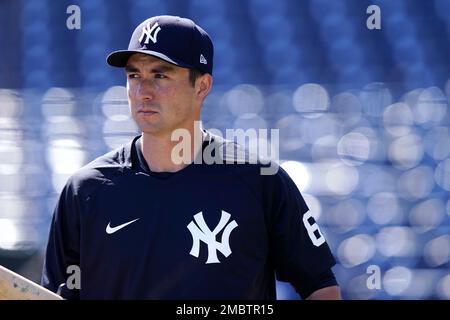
[{"left": 139, "top": 126, "right": 169, "bottom": 137}]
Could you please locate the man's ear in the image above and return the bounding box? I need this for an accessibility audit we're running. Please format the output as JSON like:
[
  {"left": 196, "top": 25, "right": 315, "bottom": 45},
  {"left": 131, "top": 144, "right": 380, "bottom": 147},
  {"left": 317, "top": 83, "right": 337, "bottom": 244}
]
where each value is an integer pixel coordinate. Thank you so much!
[{"left": 195, "top": 74, "right": 213, "bottom": 100}]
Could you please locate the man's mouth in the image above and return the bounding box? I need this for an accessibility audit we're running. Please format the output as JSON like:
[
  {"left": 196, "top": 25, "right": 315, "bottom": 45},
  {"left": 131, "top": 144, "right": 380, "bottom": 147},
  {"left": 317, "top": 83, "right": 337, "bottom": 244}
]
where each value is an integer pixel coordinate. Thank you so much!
[{"left": 138, "top": 109, "right": 158, "bottom": 115}]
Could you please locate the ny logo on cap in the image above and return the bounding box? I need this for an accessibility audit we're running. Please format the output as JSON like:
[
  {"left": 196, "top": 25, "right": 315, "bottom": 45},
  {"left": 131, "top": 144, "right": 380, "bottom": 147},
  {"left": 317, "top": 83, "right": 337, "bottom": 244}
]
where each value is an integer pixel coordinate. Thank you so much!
[{"left": 139, "top": 21, "right": 161, "bottom": 45}]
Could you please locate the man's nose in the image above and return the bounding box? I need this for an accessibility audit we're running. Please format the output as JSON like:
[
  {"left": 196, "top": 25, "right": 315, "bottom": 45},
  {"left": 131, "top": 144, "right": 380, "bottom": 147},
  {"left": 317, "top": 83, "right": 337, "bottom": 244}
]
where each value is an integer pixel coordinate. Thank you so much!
[{"left": 136, "top": 80, "right": 155, "bottom": 101}]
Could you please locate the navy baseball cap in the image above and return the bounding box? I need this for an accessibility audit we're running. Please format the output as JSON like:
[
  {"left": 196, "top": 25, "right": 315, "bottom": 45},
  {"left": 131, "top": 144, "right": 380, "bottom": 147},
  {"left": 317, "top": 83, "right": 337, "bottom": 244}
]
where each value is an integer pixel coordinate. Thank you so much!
[{"left": 107, "top": 15, "right": 214, "bottom": 75}]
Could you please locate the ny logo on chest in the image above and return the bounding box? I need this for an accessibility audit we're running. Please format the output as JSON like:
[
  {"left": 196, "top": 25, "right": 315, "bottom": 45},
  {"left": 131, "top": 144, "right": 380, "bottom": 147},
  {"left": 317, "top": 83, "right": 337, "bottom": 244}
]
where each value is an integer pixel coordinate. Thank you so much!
[{"left": 187, "top": 211, "right": 238, "bottom": 264}]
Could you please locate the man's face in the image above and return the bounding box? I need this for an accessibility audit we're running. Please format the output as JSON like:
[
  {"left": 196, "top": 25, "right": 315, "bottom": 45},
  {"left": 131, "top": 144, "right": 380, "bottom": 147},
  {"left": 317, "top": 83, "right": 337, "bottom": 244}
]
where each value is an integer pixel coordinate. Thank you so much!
[{"left": 126, "top": 54, "right": 199, "bottom": 136}]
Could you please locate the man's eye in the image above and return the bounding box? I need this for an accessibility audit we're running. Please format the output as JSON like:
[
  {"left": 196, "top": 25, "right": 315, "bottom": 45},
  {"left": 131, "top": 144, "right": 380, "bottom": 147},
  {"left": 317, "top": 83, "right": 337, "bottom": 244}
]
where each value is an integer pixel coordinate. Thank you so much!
[
  {"left": 127, "top": 74, "right": 139, "bottom": 79},
  {"left": 155, "top": 73, "right": 166, "bottom": 79}
]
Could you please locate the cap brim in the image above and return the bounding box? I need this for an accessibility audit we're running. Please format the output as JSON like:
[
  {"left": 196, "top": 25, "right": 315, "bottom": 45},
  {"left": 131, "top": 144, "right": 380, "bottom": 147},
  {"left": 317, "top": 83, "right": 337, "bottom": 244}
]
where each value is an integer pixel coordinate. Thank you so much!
[{"left": 106, "top": 50, "right": 192, "bottom": 69}]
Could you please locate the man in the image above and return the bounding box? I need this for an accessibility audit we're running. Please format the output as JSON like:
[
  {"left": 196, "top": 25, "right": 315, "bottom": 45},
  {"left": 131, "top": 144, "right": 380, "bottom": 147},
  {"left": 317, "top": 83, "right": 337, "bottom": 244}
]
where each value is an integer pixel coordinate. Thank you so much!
[{"left": 41, "top": 15, "right": 341, "bottom": 300}]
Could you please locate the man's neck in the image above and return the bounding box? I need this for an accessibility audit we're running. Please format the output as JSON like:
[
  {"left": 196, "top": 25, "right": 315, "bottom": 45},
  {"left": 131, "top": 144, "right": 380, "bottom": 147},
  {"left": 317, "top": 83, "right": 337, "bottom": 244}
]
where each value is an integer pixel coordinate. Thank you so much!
[{"left": 140, "top": 125, "right": 205, "bottom": 173}]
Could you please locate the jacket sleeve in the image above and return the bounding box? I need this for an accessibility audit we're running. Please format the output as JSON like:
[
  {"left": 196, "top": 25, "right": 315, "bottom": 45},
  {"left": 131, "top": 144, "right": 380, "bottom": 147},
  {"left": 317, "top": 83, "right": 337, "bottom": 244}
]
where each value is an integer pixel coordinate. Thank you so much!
[
  {"left": 41, "top": 177, "right": 81, "bottom": 300},
  {"left": 264, "top": 166, "right": 337, "bottom": 299}
]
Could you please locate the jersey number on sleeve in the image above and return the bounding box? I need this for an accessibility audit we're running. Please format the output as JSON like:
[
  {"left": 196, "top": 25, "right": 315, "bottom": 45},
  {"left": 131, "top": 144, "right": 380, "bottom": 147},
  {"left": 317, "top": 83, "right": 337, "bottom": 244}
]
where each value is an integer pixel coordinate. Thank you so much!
[{"left": 302, "top": 211, "right": 325, "bottom": 247}]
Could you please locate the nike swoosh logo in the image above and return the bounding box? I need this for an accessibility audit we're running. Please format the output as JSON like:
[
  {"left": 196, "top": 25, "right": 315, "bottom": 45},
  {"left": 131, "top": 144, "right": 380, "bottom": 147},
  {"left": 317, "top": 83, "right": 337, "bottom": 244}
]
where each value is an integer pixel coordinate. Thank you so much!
[{"left": 106, "top": 218, "right": 140, "bottom": 234}]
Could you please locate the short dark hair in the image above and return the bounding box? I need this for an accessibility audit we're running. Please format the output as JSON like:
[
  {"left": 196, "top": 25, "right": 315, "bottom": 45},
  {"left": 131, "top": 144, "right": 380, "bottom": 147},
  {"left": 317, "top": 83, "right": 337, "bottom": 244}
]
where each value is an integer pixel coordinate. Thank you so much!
[{"left": 188, "top": 68, "right": 206, "bottom": 87}]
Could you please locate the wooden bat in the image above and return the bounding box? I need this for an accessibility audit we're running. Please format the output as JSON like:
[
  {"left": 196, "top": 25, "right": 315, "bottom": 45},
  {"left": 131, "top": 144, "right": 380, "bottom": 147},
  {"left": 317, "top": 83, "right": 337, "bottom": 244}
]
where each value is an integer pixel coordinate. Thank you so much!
[{"left": 0, "top": 265, "right": 63, "bottom": 300}]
